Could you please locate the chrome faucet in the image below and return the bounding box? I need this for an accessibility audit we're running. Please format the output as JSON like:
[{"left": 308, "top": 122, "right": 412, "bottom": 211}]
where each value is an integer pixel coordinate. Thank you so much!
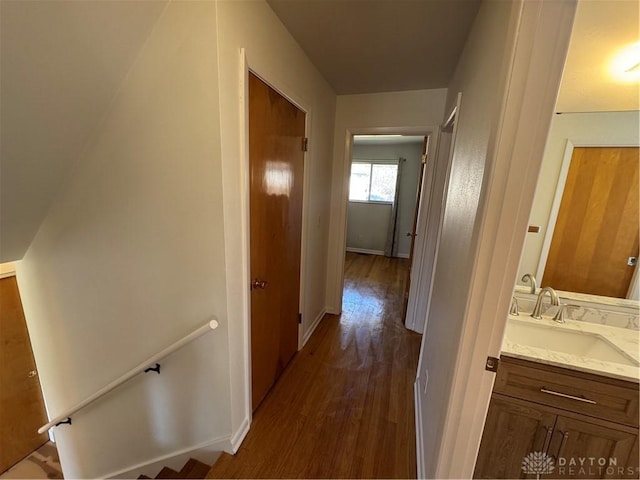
[
  {"left": 530, "top": 287, "right": 559, "bottom": 319},
  {"left": 521, "top": 273, "right": 537, "bottom": 294}
]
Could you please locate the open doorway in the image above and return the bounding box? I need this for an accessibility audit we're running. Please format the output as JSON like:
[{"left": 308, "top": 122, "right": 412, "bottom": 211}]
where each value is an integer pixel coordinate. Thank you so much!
[{"left": 343, "top": 134, "right": 430, "bottom": 327}]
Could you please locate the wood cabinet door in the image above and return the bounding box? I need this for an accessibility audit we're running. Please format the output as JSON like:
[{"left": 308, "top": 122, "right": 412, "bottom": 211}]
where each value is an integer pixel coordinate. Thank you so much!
[
  {"left": 549, "top": 416, "right": 639, "bottom": 479},
  {"left": 474, "top": 394, "right": 556, "bottom": 479}
]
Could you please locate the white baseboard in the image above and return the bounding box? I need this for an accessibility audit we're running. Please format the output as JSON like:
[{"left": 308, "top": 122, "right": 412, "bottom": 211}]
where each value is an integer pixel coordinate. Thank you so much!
[
  {"left": 302, "top": 308, "right": 327, "bottom": 347},
  {"left": 346, "top": 247, "right": 409, "bottom": 259},
  {"left": 106, "top": 434, "right": 230, "bottom": 479},
  {"left": 325, "top": 307, "right": 341, "bottom": 315},
  {"left": 414, "top": 380, "right": 425, "bottom": 480},
  {"left": 346, "top": 247, "right": 385, "bottom": 256},
  {"left": 229, "top": 416, "right": 251, "bottom": 454}
]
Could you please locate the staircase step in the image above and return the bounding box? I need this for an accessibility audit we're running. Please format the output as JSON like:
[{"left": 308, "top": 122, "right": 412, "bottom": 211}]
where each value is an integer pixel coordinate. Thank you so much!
[
  {"left": 178, "top": 458, "right": 211, "bottom": 479},
  {"left": 155, "top": 467, "right": 180, "bottom": 479}
]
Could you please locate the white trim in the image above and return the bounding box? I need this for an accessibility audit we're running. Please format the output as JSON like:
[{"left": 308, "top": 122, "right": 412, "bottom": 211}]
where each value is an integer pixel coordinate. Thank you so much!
[
  {"left": 229, "top": 416, "right": 251, "bottom": 454},
  {"left": 0, "top": 262, "right": 17, "bottom": 279},
  {"left": 105, "top": 434, "right": 230, "bottom": 479},
  {"left": 301, "top": 308, "right": 327, "bottom": 347},
  {"left": 405, "top": 99, "right": 460, "bottom": 335},
  {"left": 536, "top": 140, "right": 640, "bottom": 283},
  {"left": 414, "top": 380, "right": 425, "bottom": 479},
  {"left": 237, "top": 47, "right": 254, "bottom": 444},
  {"left": 396, "top": 252, "right": 410, "bottom": 259},
  {"left": 345, "top": 247, "right": 385, "bottom": 256},
  {"left": 432, "top": 1, "right": 576, "bottom": 477}
]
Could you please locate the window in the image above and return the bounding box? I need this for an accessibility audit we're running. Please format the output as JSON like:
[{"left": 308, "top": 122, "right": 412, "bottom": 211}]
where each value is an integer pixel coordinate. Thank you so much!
[{"left": 349, "top": 162, "right": 398, "bottom": 203}]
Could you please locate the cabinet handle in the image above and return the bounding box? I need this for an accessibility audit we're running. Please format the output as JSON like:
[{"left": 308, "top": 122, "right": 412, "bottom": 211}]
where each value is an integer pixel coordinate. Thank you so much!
[
  {"left": 540, "top": 388, "right": 596, "bottom": 404},
  {"left": 557, "top": 431, "right": 570, "bottom": 458},
  {"left": 542, "top": 426, "right": 554, "bottom": 453}
]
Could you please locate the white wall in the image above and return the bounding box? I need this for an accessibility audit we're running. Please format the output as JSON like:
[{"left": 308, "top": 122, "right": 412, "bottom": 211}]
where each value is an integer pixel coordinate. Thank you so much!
[
  {"left": 414, "top": 1, "right": 522, "bottom": 476},
  {"left": 346, "top": 202, "right": 391, "bottom": 253},
  {"left": 214, "top": 0, "right": 337, "bottom": 445},
  {"left": 326, "top": 89, "right": 447, "bottom": 312},
  {"left": 346, "top": 142, "right": 423, "bottom": 256},
  {"left": 17, "top": 3, "right": 231, "bottom": 478},
  {"left": 518, "top": 111, "right": 640, "bottom": 282}
]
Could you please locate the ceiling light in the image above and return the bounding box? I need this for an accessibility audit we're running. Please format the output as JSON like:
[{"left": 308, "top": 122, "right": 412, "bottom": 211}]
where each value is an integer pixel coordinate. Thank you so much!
[{"left": 610, "top": 42, "right": 640, "bottom": 82}]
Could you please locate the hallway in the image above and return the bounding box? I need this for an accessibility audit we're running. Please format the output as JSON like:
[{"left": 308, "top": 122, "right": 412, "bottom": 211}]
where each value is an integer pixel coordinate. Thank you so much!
[{"left": 207, "top": 252, "right": 422, "bottom": 478}]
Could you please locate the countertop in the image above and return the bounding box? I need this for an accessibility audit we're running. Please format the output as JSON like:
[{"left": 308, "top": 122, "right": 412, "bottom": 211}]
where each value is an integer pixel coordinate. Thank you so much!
[{"left": 501, "top": 314, "right": 640, "bottom": 383}]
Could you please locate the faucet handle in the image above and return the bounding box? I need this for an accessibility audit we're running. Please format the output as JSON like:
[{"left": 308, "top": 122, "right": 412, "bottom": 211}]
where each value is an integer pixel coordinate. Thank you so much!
[
  {"left": 521, "top": 273, "right": 537, "bottom": 294},
  {"left": 552, "top": 304, "right": 580, "bottom": 323},
  {"left": 509, "top": 297, "right": 519, "bottom": 316}
]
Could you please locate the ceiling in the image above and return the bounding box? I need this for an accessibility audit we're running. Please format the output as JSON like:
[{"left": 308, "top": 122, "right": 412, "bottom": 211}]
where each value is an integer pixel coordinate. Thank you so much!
[
  {"left": 267, "top": 0, "right": 481, "bottom": 94},
  {"left": 2, "top": 0, "right": 636, "bottom": 263},
  {"left": 0, "top": 1, "right": 167, "bottom": 262},
  {"left": 556, "top": 0, "right": 639, "bottom": 112},
  {"left": 353, "top": 135, "right": 423, "bottom": 146}
]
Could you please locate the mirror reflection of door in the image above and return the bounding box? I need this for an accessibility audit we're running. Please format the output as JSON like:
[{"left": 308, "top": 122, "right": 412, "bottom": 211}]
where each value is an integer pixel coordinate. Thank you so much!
[{"left": 542, "top": 146, "right": 639, "bottom": 298}]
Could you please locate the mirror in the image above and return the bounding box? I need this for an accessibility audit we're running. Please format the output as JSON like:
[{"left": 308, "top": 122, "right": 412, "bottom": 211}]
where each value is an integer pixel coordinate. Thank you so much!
[{"left": 516, "top": 0, "right": 640, "bottom": 303}]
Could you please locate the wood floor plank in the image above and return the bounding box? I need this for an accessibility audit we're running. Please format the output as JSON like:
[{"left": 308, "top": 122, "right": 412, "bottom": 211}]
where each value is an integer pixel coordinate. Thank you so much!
[{"left": 207, "top": 253, "right": 421, "bottom": 479}]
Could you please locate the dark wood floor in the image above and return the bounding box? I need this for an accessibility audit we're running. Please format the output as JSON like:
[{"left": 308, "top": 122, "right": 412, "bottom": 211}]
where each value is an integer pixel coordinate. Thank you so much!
[{"left": 207, "top": 252, "right": 422, "bottom": 479}]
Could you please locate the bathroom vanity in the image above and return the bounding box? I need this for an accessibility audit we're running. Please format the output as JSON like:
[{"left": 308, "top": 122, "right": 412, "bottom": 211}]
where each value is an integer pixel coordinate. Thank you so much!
[{"left": 474, "top": 299, "right": 639, "bottom": 479}]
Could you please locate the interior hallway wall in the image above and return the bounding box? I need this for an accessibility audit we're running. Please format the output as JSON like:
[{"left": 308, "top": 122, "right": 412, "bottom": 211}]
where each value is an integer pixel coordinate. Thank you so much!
[
  {"left": 16, "top": 3, "right": 231, "bottom": 478},
  {"left": 414, "top": 0, "right": 523, "bottom": 476}
]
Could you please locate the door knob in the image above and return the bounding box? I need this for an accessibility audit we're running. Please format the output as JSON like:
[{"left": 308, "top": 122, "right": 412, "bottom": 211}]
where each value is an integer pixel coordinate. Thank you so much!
[
  {"left": 28, "top": 370, "right": 37, "bottom": 378},
  {"left": 251, "top": 279, "right": 268, "bottom": 290}
]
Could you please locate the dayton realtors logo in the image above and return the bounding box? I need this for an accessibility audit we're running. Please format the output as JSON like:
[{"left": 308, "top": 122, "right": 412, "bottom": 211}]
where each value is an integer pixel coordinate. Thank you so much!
[
  {"left": 522, "top": 452, "right": 639, "bottom": 478},
  {"left": 522, "top": 451, "right": 555, "bottom": 476}
]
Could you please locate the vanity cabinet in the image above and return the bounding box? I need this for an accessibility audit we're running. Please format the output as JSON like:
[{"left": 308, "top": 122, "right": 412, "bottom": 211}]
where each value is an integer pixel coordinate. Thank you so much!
[{"left": 474, "top": 357, "right": 639, "bottom": 479}]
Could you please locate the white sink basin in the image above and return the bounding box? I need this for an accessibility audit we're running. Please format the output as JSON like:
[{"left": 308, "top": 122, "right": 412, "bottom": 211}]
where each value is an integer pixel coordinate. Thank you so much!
[{"left": 505, "top": 319, "right": 639, "bottom": 367}]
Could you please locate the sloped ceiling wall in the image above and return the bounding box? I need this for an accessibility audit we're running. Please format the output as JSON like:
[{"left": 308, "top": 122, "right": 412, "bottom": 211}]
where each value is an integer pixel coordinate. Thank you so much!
[{"left": 1, "top": 1, "right": 167, "bottom": 262}]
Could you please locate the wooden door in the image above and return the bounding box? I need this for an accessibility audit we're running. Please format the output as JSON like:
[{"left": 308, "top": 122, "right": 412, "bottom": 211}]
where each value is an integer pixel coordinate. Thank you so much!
[
  {"left": 0, "top": 276, "right": 48, "bottom": 473},
  {"left": 543, "top": 147, "right": 639, "bottom": 298},
  {"left": 401, "top": 136, "right": 428, "bottom": 321},
  {"left": 249, "top": 73, "right": 305, "bottom": 411},
  {"left": 474, "top": 394, "right": 557, "bottom": 479},
  {"left": 549, "top": 415, "right": 638, "bottom": 479}
]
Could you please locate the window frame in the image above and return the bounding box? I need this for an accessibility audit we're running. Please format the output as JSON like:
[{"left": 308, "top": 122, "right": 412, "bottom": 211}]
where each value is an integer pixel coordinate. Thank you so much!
[{"left": 348, "top": 161, "right": 398, "bottom": 205}]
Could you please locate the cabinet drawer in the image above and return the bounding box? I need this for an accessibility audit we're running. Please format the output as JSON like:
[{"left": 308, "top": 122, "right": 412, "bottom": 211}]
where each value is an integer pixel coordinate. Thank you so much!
[{"left": 496, "top": 357, "right": 639, "bottom": 427}]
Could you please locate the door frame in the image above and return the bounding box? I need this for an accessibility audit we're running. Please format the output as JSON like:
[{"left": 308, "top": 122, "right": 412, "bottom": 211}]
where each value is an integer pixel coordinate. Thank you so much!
[
  {"left": 535, "top": 140, "right": 640, "bottom": 297},
  {"left": 405, "top": 97, "right": 460, "bottom": 335},
  {"left": 236, "top": 50, "right": 311, "bottom": 443},
  {"left": 331, "top": 125, "right": 441, "bottom": 320}
]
